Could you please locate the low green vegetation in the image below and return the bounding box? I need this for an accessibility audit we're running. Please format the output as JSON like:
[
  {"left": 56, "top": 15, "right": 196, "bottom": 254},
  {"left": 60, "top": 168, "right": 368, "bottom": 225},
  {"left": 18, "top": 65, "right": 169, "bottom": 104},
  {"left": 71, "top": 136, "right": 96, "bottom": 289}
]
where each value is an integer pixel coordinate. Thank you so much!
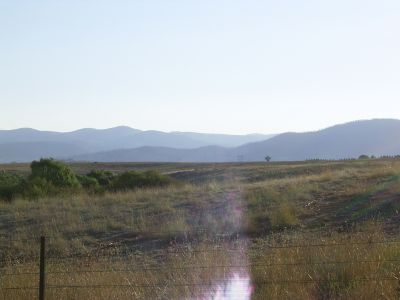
[
  {"left": 0, "top": 173, "right": 24, "bottom": 201},
  {"left": 30, "top": 159, "right": 81, "bottom": 188},
  {"left": 86, "top": 170, "right": 115, "bottom": 187},
  {"left": 0, "top": 158, "right": 173, "bottom": 201},
  {"left": 110, "top": 170, "right": 172, "bottom": 191}
]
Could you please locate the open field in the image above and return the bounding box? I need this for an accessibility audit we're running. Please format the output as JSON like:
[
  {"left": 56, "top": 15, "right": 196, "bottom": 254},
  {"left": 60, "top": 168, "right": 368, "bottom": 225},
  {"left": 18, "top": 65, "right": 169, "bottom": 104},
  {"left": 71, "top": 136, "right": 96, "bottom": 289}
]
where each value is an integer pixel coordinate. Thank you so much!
[{"left": 1, "top": 159, "right": 400, "bottom": 299}]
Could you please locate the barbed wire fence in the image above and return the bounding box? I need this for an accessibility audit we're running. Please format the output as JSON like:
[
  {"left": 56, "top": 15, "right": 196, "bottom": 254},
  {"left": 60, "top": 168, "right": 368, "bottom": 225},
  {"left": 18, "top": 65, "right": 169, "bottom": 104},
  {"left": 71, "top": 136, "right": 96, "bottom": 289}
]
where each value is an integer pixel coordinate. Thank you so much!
[{"left": 1, "top": 232, "right": 400, "bottom": 300}]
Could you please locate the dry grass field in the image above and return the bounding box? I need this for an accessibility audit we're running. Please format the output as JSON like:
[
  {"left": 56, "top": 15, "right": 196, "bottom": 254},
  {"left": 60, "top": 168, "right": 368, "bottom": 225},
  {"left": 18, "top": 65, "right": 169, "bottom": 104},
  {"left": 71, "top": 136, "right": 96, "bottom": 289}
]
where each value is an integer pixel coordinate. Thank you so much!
[{"left": 1, "top": 159, "right": 400, "bottom": 299}]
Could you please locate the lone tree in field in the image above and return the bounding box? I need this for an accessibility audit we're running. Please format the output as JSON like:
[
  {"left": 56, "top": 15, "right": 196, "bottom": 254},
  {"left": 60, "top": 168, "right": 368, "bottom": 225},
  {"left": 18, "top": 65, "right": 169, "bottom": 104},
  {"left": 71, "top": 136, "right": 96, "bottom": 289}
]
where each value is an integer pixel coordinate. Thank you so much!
[{"left": 265, "top": 155, "right": 271, "bottom": 162}]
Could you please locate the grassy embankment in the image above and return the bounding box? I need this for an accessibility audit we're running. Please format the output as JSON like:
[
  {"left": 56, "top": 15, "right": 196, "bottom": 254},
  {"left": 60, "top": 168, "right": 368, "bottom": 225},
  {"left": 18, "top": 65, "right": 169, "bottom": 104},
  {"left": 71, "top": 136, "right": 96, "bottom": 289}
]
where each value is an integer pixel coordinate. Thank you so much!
[{"left": 1, "top": 159, "right": 400, "bottom": 299}]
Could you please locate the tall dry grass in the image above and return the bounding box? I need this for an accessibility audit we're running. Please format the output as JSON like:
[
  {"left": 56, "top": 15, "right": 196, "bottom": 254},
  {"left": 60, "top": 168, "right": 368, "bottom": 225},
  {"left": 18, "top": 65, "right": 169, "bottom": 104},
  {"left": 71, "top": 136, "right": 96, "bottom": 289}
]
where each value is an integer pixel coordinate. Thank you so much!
[{"left": 1, "top": 159, "right": 400, "bottom": 299}]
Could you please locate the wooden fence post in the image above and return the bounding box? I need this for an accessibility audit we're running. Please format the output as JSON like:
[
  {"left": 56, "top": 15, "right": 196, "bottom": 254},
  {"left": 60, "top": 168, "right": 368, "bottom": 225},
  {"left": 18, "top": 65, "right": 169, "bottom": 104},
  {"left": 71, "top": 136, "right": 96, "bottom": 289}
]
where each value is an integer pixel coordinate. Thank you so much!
[{"left": 39, "top": 236, "right": 46, "bottom": 300}]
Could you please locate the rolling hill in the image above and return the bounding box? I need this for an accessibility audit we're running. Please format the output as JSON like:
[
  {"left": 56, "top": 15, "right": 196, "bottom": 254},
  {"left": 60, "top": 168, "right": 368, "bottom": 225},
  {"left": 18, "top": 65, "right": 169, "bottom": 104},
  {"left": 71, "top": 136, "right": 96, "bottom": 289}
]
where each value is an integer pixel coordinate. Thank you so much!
[
  {"left": 72, "top": 119, "right": 400, "bottom": 162},
  {"left": 0, "top": 127, "right": 273, "bottom": 162},
  {"left": 1, "top": 119, "right": 399, "bottom": 163},
  {"left": 234, "top": 119, "right": 400, "bottom": 161}
]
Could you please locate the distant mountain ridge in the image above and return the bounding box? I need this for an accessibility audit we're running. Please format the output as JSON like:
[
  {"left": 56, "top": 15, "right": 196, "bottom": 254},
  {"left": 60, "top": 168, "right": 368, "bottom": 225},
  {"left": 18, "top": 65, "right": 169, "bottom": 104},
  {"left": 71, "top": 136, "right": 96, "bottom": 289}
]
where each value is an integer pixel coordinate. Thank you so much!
[
  {"left": 72, "top": 119, "right": 400, "bottom": 163},
  {"left": 233, "top": 119, "right": 400, "bottom": 161},
  {"left": 1, "top": 119, "right": 399, "bottom": 163},
  {"left": 0, "top": 127, "right": 273, "bottom": 163}
]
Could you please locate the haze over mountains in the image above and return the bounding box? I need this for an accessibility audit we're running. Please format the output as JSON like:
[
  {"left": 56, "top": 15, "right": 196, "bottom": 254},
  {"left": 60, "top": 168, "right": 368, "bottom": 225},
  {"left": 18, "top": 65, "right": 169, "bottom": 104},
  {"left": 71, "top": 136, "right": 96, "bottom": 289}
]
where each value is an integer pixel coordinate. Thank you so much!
[
  {"left": 1, "top": 119, "right": 399, "bottom": 163},
  {"left": 0, "top": 127, "right": 273, "bottom": 163}
]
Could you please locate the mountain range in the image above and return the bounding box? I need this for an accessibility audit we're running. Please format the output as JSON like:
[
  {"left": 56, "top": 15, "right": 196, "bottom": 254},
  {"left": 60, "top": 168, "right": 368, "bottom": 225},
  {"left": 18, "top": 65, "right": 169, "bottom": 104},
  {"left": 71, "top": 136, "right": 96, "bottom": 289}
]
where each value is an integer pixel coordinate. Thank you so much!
[
  {"left": 0, "top": 127, "right": 273, "bottom": 163},
  {"left": 1, "top": 119, "right": 400, "bottom": 163}
]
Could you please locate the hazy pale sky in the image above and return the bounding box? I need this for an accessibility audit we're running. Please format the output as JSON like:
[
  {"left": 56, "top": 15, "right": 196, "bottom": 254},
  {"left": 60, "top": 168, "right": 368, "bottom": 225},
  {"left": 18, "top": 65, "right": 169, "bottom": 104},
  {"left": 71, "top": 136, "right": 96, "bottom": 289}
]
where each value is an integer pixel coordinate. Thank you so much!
[{"left": 0, "top": 0, "right": 399, "bottom": 134}]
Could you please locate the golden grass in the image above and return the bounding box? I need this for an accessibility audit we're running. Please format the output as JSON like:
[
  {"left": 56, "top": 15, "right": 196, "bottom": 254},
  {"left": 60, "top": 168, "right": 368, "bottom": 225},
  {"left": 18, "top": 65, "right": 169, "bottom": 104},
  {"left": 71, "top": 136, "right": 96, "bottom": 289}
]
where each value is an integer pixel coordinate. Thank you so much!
[
  {"left": 1, "top": 241, "right": 248, "bottom": 300},
  {"left": 1, "top": 230, "right": 399, "bottom": 299},
  {"left": 1, "top": 159, "right": 400, "bottom": 299},
  {"left": 250, "top": 228, "right": 400, "bottom": 299}
]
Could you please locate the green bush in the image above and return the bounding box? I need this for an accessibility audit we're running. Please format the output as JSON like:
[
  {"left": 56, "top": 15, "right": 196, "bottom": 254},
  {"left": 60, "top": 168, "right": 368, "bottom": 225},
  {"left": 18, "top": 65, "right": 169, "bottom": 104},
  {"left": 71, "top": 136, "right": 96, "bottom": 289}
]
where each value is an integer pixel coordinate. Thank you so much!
[
  {"left": 23, "top": 177, "right": 58, "bottom": 199},
  {"left": 30, "top": 159, "right": 81, "bottom": 189},
  {"left": 86, "top": 170, "right": 115, "bottom": 187},
  {"left": 140, "top": 170, "right": 172, "bottom": 186},
  {"left": 111, "top": 170, "right": 171, "bottom": 191},
  {"left": 1, "top": 160, "right": 173, "bottom": 200},
  {"left": 77, "top": 175, "right": 100, "bottom": 190},
  {"left": 0, "top": 173, "right": 25, "bottom": 201}
]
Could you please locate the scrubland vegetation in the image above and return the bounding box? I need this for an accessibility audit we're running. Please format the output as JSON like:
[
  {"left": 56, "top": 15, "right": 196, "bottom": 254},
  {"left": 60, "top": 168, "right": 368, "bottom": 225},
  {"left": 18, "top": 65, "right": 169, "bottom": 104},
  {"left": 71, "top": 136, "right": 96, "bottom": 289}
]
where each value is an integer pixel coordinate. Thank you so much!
[
  {"left": 0, "top": 159, "right": 172, "bottom": 201},
  {"left": 1, "top": 159, "right": 400, "bottom": 299}
]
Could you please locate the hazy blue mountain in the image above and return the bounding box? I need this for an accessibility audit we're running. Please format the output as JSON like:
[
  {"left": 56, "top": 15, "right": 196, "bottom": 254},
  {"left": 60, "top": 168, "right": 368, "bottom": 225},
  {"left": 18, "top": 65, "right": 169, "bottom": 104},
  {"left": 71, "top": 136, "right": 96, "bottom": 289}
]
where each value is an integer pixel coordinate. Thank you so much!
[
  {"left": 170, "top": 132, "right": 275, "bottom": 148},
  {"left": 0, "top": 128, "right": 63, "bottom": 143},
  {"left": 61, "top": 127, "right": 202, "bottom": 151},
  {"left": 71, "top": 119, "right": 400, "bottom": 162},
  {"left": 0, "top": 142, "right": 86, "bottom": 163},
  {"left": 233, "top": 119, "right": 400, "bottom": 161},
  {"left": 0, "top": 126, "right": 272, "bottom": 162},
  {"left": 73, "top": 146, "right": 232, "bottom": 163},
  {"left": 2, "top": 119, "right": 399, "bottom": 163}
]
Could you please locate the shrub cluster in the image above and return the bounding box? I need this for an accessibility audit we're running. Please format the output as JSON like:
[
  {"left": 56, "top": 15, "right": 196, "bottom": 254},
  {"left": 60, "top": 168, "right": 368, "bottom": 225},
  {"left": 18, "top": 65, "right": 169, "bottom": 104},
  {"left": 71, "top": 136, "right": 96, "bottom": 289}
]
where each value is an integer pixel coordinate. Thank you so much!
[
  {"left": 0, "top": 172, "right": 25, "bottom": 201},
  {"left": 0, "top": 159, "right": 173, "bottom": 201}
]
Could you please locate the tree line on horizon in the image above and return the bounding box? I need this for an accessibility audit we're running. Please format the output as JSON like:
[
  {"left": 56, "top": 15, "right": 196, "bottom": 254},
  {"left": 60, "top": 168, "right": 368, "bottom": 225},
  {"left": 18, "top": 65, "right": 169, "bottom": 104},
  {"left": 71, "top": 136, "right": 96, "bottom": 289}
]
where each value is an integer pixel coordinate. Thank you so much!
[{"left": 304, "top": 155, "right": 400, "bottom": 162}]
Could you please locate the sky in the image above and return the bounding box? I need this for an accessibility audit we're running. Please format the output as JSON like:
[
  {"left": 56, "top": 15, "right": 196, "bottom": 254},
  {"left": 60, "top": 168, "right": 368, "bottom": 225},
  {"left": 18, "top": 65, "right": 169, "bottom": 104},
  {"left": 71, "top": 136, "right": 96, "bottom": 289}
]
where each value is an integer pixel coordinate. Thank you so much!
[{"left": 0, "top": 0, "right": 399, "bottom": 135}]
